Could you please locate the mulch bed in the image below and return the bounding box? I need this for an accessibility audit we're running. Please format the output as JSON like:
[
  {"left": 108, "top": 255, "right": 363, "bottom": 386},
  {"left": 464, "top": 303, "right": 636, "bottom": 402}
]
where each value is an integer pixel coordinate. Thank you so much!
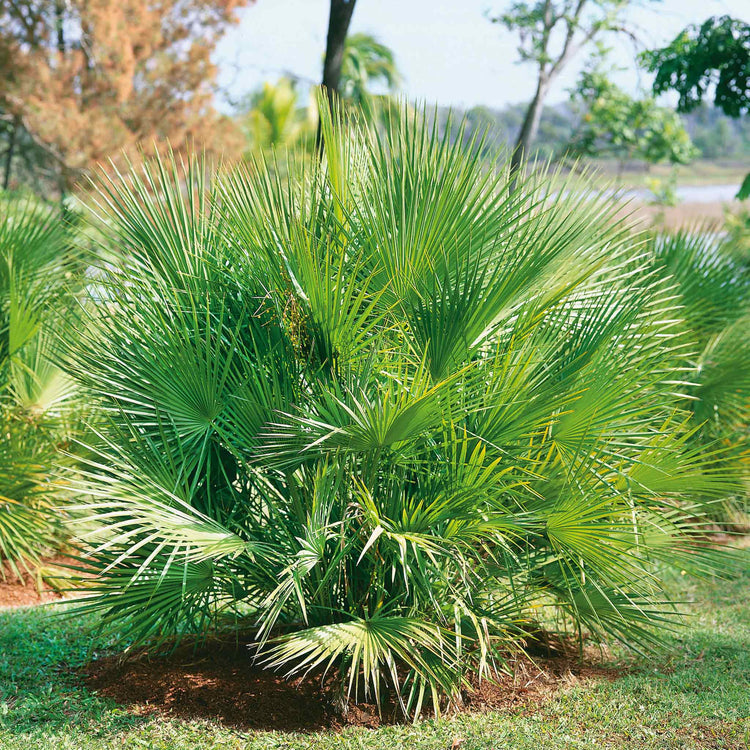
[
  {"left": 82, "top": 635, "right": 621, "bottom": 732},
  {"left": 0, "top": 557, "right": 75, "bottom": 609},
  {"left": 0, "top": 565, "right": 624, "bottom": 734}
]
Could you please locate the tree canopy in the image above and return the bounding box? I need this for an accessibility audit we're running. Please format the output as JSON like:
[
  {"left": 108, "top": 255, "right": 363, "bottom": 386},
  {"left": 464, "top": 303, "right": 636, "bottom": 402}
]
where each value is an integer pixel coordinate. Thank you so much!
[
  {"left": 642, "top": 16, "right": 750, "bottom": 198},
  {"left": 642, "top": 16, "right": 750, "bottom": 118},
  {"left": 489, "top": 0, "right": 636, "bottom": 171},
  {"left": 0, "top": 0, "right": 251, "bottom": 191},
  {"left": 568, "top": 67, "right": 697, "bottom": 166}
]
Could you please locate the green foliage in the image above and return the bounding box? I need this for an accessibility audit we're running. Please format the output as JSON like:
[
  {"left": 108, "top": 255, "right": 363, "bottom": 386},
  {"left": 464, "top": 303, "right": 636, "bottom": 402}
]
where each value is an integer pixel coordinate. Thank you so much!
[
  {"left": 489, "top": 0, "right": 640, "bottom": 166},
  {"left": 643, "top": 16, "right": 750, "bottom": 119},
  {"left": 340, "top": 33, "right": 402, "bottom": 106},
  {"left": 645, "top": 171, "right": 679, "bottom": 207},
  {"left": 493, "top": 0, "right": 627, "bottom": 68},
  {"left": 239, "top": 78, "right": 317, "bottom": 155},
  {"left": 724, "top": 207, "right": 750, "bottom": 260},
  {"left": 0, "top": 197, "right": 88, "bottom": 577},
  {"left": 644, "top": 228, "right": 750, "bottom": 524},
  {"left": 64, "top": 101, "right": 742, "bottom": 717},
  {"left": 642, "top": 15, "right": 750, "bottom": 200},
  {"left": 569, "top": 68, "right": 697, "bottom": 165},
  {"left": 736, "top": 173, "right": 750, "bottom": 202}
]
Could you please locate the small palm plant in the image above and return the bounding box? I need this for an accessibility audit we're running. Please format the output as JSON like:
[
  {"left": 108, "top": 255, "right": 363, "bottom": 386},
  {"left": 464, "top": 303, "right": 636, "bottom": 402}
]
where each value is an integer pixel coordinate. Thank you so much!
[
  {"left": 0, "top": 198, "right": 87, "bottom": 577},
  {"left": 67, "top": 102, "right": 739, "bottom": 716}
]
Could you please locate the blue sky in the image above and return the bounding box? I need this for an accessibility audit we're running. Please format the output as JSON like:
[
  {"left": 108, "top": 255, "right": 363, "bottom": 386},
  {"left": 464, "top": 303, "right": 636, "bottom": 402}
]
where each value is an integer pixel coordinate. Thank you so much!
[{"left": 216, "top": 0, "right": 750, "bottom": 111}]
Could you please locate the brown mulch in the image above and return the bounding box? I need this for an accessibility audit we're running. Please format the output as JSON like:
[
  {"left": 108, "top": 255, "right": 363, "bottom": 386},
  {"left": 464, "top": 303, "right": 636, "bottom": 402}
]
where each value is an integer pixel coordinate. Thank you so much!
[
  {"left": 82, "top": 635, "right": 622, "bottom": 732},
  {"left": 0, "top": 556, "right": 76, "bottom": 609}
]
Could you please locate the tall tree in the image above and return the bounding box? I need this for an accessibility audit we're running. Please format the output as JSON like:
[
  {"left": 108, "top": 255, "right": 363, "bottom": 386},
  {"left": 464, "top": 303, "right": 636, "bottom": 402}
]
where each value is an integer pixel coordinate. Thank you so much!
[
  {"left": 0, "top": 0, "right": 251, "bottom": 193},
  {"left": 489, "top": 0, "right": 633, "bottom": 174}
]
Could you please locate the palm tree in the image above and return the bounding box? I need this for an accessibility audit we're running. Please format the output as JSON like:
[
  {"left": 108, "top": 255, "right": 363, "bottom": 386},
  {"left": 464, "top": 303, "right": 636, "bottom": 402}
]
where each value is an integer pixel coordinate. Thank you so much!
[
  {"left": 340, "top": 33, "right": 401, "bottom": 106},
  {"left": 240, "top": 78, "right": 317, "bottom": 155},
  {"left": 66, "top": 100, "right": 739, "bottom": 717}
]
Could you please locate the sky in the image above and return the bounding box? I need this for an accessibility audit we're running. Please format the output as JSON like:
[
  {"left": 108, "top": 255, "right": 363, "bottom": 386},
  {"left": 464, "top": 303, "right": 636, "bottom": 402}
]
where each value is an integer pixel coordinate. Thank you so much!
[{"left": 215, "top": 0, "right": 750, "bottom": 112}]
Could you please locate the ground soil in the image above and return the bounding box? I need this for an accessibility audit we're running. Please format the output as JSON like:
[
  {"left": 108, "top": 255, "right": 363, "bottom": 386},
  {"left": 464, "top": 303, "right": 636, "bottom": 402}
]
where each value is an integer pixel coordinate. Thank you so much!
[
  {"left": 624, "top": 199, "right": 740, "bottom": 230},
  {"left": 81, "top": 635, "right": 621, "bottom": 732},
  {"left": 0, "top": 557, "right": 75, "bottom": 609}
]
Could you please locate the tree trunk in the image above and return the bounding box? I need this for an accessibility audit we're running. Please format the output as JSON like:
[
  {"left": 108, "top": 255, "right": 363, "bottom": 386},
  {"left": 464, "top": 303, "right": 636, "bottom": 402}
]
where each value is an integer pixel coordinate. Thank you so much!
[
  {"left": 510, "top": 76, "right": 549, "bottom": 178},
  {"left": 3, "top": 122, "right": 17, "bottom": 191},
  {"left": 55, "top": 0, "right": 65, "bottom": 54},
  {"left": 322, "top": 0, "right": 357, "bottom": 101},
  {"left": 59, "top": 169, "right": 67, "bottom": 207},
  {"left": 317, "top": 0, "right": 357, "bottom": 148}
]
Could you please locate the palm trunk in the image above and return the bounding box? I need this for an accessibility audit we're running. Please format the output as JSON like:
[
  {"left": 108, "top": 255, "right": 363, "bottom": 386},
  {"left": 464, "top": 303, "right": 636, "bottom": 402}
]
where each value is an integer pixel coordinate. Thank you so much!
[
  {"left": 322, "top": 0, "right": 357, "bottom": 102},
  {"left": 317, "top": 0, "right": 357, "bottom": 149}
]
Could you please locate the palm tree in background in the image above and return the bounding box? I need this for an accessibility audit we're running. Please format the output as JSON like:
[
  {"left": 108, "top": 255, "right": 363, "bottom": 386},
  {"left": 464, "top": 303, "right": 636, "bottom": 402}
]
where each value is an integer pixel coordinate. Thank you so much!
[
  {"left": 241, "top": 78, "right": 316, "bottom": 154},
  {"left": 339, "top": 33, "right": 402, "bottom": 106}
]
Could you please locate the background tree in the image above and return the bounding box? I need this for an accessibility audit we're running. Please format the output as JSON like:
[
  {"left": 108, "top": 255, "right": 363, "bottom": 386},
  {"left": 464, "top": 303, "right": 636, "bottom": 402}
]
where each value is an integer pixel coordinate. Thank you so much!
[
  {"left": 642, "top": 16, "right": 750, "bottom": 198},
  {"left": 0, "top": 115, "right": 59, "bottom": 195},
  {"left": 429, "top": 99, "right": 749, "bottom": 169},
  {"left": 0, "top": 0, "right": 251, "bottom": 194},
  {"left": 239, "top": 78, "right": 316, "bottom": 155},
  {"left": 688, "top": 106, "right": 743, "bottom": 160},
  {"left": 339, "top": 33, "right": 402, "bottom": 107},
  {"left": 642, "top": 16, "right": 749, "bottom": 119},
  {"left": 489, "top": 0, "right": 636, "bottom": 173},
  {"left": 567, "top": 66, "right": 697, "bottom": 174}
]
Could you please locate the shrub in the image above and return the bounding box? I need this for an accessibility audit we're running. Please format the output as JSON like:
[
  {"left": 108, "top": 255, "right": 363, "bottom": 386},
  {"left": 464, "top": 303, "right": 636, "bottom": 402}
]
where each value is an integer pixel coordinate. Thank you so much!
[
  {"left": 645, "top": 227, "right": 750, "bottom": 526},
  {"left": 0, "top": 198, "right": 88, "bottom": 577},
  {"left": 66, "top": 104, "right": 740, "bottom": 716}
]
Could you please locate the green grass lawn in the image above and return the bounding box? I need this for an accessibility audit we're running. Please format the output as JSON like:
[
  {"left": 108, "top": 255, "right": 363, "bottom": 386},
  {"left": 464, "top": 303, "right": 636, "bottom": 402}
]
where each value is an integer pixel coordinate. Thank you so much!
[{"left": 1, "top": 554, "right": 748, "bottom": 750}]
